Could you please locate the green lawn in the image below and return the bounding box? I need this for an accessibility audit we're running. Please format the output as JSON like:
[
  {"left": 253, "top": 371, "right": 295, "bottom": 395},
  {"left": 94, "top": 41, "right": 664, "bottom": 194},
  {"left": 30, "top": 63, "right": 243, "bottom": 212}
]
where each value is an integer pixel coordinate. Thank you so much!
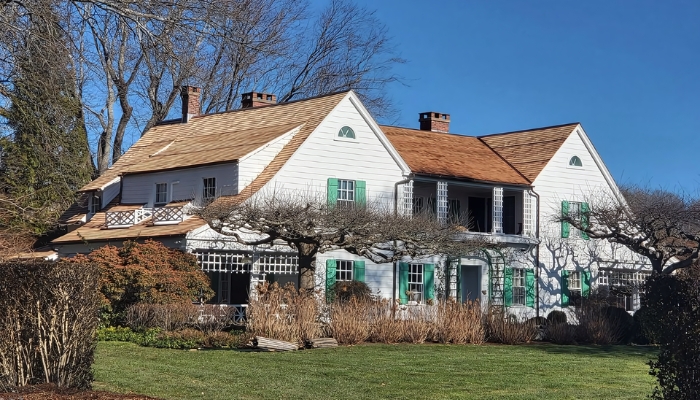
[{"left": 94, "top": 341, "right": 657, "bottom": 400}]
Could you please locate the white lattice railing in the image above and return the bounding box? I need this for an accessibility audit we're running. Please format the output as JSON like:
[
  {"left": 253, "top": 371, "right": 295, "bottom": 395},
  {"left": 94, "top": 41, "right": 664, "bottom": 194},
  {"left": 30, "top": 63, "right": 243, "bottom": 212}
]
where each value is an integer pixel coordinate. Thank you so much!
[
  {"left": 106, "top": 208, "right": 152, "bottom": 228},
  {"left": 153, "top": 205, "right": 184, "bottom": 225}
]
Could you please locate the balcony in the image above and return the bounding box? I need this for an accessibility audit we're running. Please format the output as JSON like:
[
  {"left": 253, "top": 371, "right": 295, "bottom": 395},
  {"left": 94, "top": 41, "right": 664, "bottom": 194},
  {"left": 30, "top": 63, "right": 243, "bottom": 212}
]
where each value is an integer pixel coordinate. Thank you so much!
[
  {"left": 401, "top": 180, "right": 536, "bottom": 245},
  {"left": 105, "top": 206, "right": 151, "bottom": 229},
  {"left": 152, "top": 205, "right": 185, "bottom": 225}
]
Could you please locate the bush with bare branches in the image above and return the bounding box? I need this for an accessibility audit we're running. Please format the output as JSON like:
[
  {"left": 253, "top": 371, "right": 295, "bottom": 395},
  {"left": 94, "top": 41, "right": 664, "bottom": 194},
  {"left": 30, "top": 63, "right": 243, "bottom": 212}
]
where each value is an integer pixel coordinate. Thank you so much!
[
  {"left": 433, "top": 300, "right": 485, "bottom": 344},
  {"left": 486, "top": 309, "right": 538, "bottom": 345},
  {"left": 0, "top": 261, "right": 100, "bottom": 390},
  {"left": 245, "top": 282, "right": 321, "bottom": 345}
]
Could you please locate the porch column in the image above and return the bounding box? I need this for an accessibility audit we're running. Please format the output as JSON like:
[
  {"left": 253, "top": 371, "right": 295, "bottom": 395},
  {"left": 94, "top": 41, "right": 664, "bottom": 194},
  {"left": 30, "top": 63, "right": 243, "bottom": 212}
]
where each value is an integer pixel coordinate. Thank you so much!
[
  {"left": 436, "top": 181, "right": 448, "bottom": 224},
  {"left": 492, "top": 187, "right": 503, "bottom": 234},
  {"left": 248, "top": 251, "right": 262, "bottom": 301}
]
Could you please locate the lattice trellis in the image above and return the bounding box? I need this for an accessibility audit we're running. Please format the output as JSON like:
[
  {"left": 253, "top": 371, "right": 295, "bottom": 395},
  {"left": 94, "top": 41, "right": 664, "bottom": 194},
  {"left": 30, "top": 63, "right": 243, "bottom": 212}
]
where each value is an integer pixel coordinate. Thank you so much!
[
  {"left": 153, "top": 206, "right": 184, "bottom": 223},
  {"left": 523, "top": 191, "right": 533, "bottom": 236},
  {"left": 436, "top": 181, "right": 448, "bottom": 224},
  {"left": 259, "top": 253, "right": 299, "bottom": 274},
  {"left": 492, "top": 187, "right": 503, "bottom": 234},
  {"left": 106, "top": 210, "right": 135, "bottom": 227},
  {"left": 402, "top": 180, "right": 414, "bottom": 217},
  {"left": 195, "top": 251, "right": 250, "bottom": 273}
]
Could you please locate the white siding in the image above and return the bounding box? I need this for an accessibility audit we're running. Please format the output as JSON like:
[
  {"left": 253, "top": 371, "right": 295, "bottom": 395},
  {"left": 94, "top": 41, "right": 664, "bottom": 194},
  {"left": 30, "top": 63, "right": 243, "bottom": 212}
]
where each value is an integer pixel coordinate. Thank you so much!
[
  {"left": 101, "top": 179, "right": 121, "bottom": 208},
  {"left": 238, "top": 127, "right": 300, "bottom": 190},
  {"left": 261, "top": 95, "right": 405, "bottom": 206},
  {"left": 319, "top": 250, "right": 394, "bottom": 299},
  {"left": 532, "top": 126, "right": 650, "bottom": 316},
  {"left": 121, "top": 163, "right": 238, "bottom": 206}
]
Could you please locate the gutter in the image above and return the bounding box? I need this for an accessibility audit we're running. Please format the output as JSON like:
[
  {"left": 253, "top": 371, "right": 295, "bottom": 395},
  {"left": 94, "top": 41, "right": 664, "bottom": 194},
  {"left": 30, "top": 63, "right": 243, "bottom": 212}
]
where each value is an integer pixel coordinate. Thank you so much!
[{"left": 529, "top": 189, "right": 542, "bottom": 319}]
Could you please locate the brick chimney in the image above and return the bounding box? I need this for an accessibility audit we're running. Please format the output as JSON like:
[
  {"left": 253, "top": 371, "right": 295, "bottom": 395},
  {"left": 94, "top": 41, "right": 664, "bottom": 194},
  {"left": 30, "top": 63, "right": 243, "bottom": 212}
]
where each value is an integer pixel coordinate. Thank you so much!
[
  {"left": 241, "top": 91, "right": 277, "bottom": 108},
  {"left": 419, "top": 112, "right": 450, "bottom": 133},
  {"left": 181, "top": 86, "right": 201, "bottom": 122}
]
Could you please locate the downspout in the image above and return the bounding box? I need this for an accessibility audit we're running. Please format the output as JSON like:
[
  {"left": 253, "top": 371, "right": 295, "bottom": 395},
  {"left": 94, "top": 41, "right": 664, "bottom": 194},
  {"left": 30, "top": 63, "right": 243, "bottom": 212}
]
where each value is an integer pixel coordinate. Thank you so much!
[
  {"left": 392, "top": 176, "right": 413, "bottom": 306},
  {"left": 530, "top": 189, "right": 542, "bottom": 319}
]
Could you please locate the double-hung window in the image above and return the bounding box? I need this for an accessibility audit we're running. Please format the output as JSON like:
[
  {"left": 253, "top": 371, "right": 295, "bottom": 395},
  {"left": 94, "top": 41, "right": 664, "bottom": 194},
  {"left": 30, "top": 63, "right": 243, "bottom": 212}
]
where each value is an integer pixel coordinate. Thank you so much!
[
  {"left": 568, "top": 271, "right": 583, "bottom": 307},
  {"left": 512, "top": 268, "right": 526, "bottom": 306},
  {"left": 89, "top": 194, "right": 101, "bottom": 215},
  {"left": 155, "top": 183, "right": 168, "bottom": 205},
  {"left": 337, "top": 179, "right": 355, "bottom": 207},
  {"left": 335, "top": 260, "right": 354, "bottom": 282},
  {"left": 203, "top": 178, "right": 216, "bottom": 201},
  {"left": 408, "top": 264, "right": 424, "bottom": 303}
]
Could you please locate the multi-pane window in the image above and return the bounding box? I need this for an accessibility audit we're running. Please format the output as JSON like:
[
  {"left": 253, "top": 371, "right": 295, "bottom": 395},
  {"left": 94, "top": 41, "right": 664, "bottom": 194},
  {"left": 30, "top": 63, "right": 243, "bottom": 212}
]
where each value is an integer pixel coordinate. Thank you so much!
[
  {"left": 203, "top": 178, "right": 216, "bottom": 201},
  {"left": 512, "top": 268, "right": 526, "bottom": 306},
  {"left": 568, "top": 271, "right": 582, "bottom": 307},
  {"left": 220, "top": 273, "right": 230, "bottom": 304},
  {"left": 155, "top": 183, "right": 168, "bottom": 205},
  {"left": 335, "top": 260, "right": 353, "bottom": 282},
  {"left": 599, "top": 269, "right": 651, "bottom": 312},
  {"left": 337, "top": 179, "right": 355, "bottom": 207},
  {"left": 408, "top": 264, "right": 424, "bottom": 302},
  {"left": 89, "top": 194, "right": 101, "bottom": 215}
]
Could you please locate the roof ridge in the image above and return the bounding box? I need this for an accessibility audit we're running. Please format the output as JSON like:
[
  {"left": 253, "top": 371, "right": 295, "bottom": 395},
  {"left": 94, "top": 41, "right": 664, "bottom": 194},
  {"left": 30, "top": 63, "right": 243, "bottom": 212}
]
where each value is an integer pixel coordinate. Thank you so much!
[
  {"left": 189, "top": 90, "right": 351, "bottom": 120},
  {"left": 478, "top": 122, "right": 579, "bottom": 138}
]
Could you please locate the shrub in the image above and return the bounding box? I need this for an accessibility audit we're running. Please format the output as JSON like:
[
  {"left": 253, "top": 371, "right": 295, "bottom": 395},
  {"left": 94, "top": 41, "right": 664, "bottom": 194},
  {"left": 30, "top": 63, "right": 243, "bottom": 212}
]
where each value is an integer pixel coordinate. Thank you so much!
[
  {"left": 154, "top": 329, "right": 206, "bottom": 349},
  {"left": 126, "top": 302, "right": 199, "bottom": 332},
  {"left": 70, "top": 240, "right": 214, "bottom": 326},
  {"left": 574, "top": 291, "right": 632, "bottom": 345},
  {"left": 246, "top": 282, "right": 321, "bottom": 345},
  {"left": 330, "top": 280, "right": 373, "bottom": 303},
  {"left": 546, "top": 323, "right": 577, "bottom": 344},
  {"left": 0, "top": 261, "right": 101, "bottom": 390},
  {"left": 645, "top": 265, "right": 700, "bottom": 399},
  {"left": 205, "top": 331, "right": 242, "bottom": 348},
  {"left": 486, "top": 310, "right": 538, "bottom": 345},
  {"left": 329, "top": 298, "right": 371, "bottom": 344},
  {"left": 547, "top": 310, "right": 567, "bottom": 325},
  {"left": 433, "top": 300, "right": 485, "bottom": 344},
  {"left": 632, "top": 306, "right": 656, "bottom": 345}
]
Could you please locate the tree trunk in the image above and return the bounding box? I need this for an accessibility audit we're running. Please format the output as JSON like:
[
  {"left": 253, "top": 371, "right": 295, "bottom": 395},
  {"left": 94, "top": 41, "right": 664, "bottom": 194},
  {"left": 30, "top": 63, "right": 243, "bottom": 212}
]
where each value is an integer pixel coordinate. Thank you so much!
[{"left": 297, "top": 243, "right": 317, "bottom": 291}]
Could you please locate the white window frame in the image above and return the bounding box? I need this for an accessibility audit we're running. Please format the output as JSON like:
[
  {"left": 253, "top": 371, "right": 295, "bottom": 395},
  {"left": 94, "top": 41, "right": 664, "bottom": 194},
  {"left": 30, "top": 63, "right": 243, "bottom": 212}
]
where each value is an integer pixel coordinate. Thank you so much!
[
  {"left": 203, "top": 177, "right": 216, "bottom": 201},
  {"left": 335, "top": 260, "right": 354, "bottom": 282},
  {"left": 568, "top": 271, "right": 582, "bottom": 305},
  {"left": 337, "top": 179, "right": 355, "bottom": 207},
  {"left": 408, "top": 263, "right": 424, "bottom": 303},
  {"left": 512, "top": 268, "right": 526, "bottom": 306},
  {"left": 89, "top": 194, "right": 101, "bottom": 215},
  {"left": 155, "top": 183, "right": 168, "bottom": 205},
  {"left": 599, "top": 269, "right": 651, "bottom": 311}
]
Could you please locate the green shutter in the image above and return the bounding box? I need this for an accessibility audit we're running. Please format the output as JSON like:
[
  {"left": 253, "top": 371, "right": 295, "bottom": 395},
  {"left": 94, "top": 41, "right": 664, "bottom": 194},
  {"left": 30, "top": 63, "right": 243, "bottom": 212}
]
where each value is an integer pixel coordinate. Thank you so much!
[
  {"left": 561, "top": 270, "right": 570, "bottom": 307},
  {"left": 423, "top": 264, "right": 435, "bottom": 301},
  {"left": 325, "top": 259, "right": 337, "bottom": 303},
  {"left": 580, "top": 202, "right": 590, "bottom": 240},
  {"left": 355, "top": 180, "right": 366, "bottom": 207},
  {"left": 525, "top": 269, "right": 535, "bottom": 307},
  {"left": 327, "top": 178, "right": 338, "bottom": 207},
  {"left": 353, "top": 260, "right": 365, "bottom": 282},
  {"left": 582, "top": 269, "right": 591, "bottom": 297},
  {"left": 503, "top": 267, "right": 513, "bottom": 307},
  {"left": 561, "top": 200, "right": 570, "bottom": 238},
  {"left": 399, "top": 262, "right": 409, "bottom": 304}
]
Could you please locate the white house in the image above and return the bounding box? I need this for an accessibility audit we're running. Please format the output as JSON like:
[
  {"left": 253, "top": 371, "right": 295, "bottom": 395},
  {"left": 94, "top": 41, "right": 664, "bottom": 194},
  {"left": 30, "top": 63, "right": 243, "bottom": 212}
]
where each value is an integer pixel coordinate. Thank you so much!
[{"left": 53, "top": 88, "right": 651, "bottom": 320}]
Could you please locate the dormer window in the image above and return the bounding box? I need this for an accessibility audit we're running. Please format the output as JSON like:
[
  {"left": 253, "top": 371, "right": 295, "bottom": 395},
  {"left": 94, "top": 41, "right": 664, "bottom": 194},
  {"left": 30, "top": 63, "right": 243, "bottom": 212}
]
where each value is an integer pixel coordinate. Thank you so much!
[
  {"left": 155, "top": 183, "right": 168, "bottom": 205},
  {"left": 203, "top": 177, "right": 216, "bottom": 201},
  {"left": 89, "top": 194, "right": 101, "bottom": 215},
  {"left": 569, "top": 156, "right": 583, "bottom": 167},
  {"left": 338, "top": 126, "right": 355, "bottom": 139}
]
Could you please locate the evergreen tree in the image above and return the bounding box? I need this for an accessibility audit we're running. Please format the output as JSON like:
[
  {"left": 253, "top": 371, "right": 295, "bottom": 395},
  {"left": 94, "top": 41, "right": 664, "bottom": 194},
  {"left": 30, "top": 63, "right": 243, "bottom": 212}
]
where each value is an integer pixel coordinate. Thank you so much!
[{"left": 0, "top": 1, "right": 93, "bottom": 235}]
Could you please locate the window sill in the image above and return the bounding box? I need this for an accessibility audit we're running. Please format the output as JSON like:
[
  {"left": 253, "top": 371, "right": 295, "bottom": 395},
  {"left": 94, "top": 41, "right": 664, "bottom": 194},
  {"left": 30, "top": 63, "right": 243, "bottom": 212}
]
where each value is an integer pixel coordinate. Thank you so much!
[{"left": 334, "top": 137, "right": 358, "bottom": 143}]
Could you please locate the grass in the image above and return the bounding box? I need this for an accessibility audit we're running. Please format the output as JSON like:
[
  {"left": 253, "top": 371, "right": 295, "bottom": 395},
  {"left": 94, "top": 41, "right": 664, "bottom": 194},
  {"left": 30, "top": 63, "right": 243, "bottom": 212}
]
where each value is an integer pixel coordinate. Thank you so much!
[{"left": 94, "top": 341, "right": 657, "bottom": 400}]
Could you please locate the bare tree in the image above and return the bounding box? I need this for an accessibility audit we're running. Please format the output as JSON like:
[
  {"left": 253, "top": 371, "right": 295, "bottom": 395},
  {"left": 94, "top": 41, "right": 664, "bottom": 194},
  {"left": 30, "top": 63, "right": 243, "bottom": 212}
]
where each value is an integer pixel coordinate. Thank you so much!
[
  {"left": 199, "top": 191, "right": 489, "bottom": 291},
  {"left": 560, "top": 185, "right": 700, "bottom": 275}
]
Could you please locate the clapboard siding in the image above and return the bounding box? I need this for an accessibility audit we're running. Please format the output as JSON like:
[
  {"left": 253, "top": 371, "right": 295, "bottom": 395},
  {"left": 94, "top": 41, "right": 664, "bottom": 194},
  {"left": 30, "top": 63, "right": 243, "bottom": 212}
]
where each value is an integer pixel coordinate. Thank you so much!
[
  {"left": 102, "top": 180, "right": 121, "bottom": 208},
  {"left": 238, "top": 127, "right": 300, "bottom": 190},
  {"left": 319, "top": 250, "right": 395, "bottom": 299},
  {"left": 533, "top": 127, "right": 649, "bottom": 315},
  {"left": 121, "top": 163, "right": 238, "bottom": 206},
  {"left": 262, "top": 96, "right": 404, "bottom": 206}
]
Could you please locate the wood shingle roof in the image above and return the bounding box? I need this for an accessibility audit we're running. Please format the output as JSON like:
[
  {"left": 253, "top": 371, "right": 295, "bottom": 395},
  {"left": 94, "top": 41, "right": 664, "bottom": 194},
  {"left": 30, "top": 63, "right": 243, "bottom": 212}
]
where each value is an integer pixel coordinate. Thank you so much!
[{"left": 479, "top": 123, "right": 579, "bottom": 182}]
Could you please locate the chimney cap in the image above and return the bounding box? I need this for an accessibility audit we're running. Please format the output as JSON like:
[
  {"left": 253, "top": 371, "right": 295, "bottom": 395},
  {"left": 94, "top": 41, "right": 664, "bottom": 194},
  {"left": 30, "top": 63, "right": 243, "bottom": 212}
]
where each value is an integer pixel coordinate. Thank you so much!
[{"left": 419, "top": 111, "right": 450, "bottom": 121}]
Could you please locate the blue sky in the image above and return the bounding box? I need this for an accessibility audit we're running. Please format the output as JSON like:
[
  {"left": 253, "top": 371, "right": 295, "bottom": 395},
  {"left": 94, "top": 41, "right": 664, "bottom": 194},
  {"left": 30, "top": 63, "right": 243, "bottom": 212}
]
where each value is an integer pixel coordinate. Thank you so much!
[{"left": 351, "top": 0, "right": 700, "bottom": 189}]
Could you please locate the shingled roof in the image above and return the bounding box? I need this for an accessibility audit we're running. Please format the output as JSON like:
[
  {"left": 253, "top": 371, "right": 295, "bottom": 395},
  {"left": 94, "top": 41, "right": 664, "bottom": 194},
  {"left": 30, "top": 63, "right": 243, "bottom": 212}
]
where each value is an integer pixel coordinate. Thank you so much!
[
  {"left": 479, "top": 123, "right": 579, "bottom": 182},
  {"left": 381, "top": 125, "right": 530, "bottom": 185},
  {"left": 81, "top": 91, "right": 348, "bottom": 190}
]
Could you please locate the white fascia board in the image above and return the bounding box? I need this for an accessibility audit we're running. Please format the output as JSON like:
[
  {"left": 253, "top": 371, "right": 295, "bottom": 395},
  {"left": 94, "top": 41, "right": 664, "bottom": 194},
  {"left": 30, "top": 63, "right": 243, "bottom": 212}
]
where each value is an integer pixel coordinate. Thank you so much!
[
  {"left": 98, "top": 176, "right": 121, "bottom": 192},
  {"left": 346, "top": 91, "right": 412, "bottom": 176},
  {"left": 238, "top": 124, "right": 304, "bottom": 163}
]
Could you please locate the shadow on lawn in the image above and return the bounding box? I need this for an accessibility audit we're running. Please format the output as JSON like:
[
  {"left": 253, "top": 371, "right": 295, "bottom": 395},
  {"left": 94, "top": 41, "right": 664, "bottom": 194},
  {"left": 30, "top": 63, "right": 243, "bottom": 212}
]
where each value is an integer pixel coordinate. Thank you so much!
[{"left": 527, "top": 342, "right": 658, "bottom": 359}]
